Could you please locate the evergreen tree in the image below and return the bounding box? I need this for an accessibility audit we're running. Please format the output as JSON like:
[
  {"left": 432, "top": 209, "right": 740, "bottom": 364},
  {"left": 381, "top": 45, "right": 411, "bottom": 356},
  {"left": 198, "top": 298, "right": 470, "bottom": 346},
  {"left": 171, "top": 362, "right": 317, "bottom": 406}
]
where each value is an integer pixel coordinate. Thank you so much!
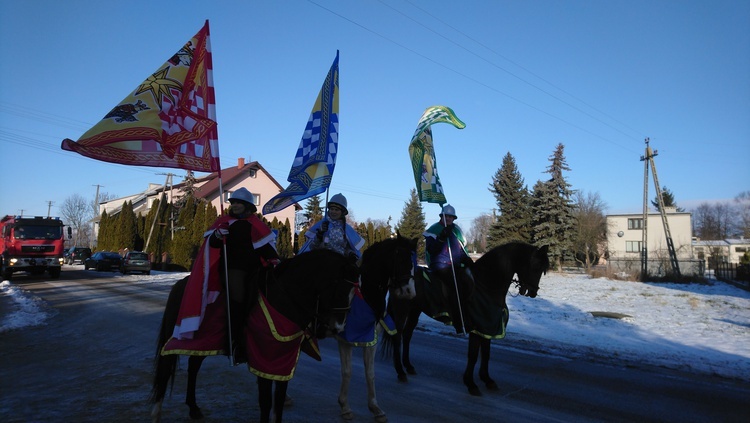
[
  {"left": 266, "top": 216, "right": 294, "bottom": 259},
  {"left": 531, "top": 143, "right": 575, "bottom": 271},
  {"left": 395, "top": 189, "right": 427, "bottom": 261},
  {"left": 170, "top": 196, "right": 196, "bottom": 269},
  {"left": 651, "top": 186, "right": 684, "bottom": 212},
  {"left": 487, "top": 152, "right": 531, "bottom": 248},
  {"left": 98, "top": 210, "right": 111, "bottom": 251},
  {"left": 303, "top": 195, "right": 324, "bottom": 232},
  {"left": 118, "top": 201, "right": 137, "bottom": 251}
]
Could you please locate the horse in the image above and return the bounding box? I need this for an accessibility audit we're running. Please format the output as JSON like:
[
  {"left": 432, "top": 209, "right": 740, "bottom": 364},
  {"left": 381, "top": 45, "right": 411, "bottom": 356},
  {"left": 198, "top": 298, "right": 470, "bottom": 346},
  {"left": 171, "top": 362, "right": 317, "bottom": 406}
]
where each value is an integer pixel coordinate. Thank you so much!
[
  {"left": 149, "top": 249, "right": 358, "bottom": 423},
  {"left": 335, "top": 234, "right": 418, "bottom": 422},
  {"left": 384, "top": 242, "right": 549, "bottom": 396}
]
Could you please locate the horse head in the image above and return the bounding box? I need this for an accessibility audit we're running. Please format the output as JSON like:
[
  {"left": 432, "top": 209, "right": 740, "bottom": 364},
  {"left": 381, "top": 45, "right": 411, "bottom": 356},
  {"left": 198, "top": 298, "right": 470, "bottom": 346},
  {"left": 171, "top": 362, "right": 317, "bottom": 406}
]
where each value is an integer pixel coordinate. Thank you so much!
[
  {"left": 271, "top": 250, "right": 356, "bottom": 335},
  {"left": 516, "top": 245, "right": 549, "bottom": 298},
  {"left": 361, "top": 233, "right": 418, "bottom": 302},
  {"left": 310, "top": 250, "right": 358, "bottom": 335}
]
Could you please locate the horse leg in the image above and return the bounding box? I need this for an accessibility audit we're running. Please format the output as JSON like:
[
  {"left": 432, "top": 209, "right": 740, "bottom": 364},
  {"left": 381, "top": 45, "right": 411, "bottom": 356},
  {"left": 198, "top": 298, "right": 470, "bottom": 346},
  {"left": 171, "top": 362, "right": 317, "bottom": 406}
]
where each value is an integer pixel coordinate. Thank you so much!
[
  {"left": 402, "top": 308, "right": 421, "bottom": 376},
  {"left": 185, "top": 356, "right": 205, "bottom": 420},
  {"left": 478, "top": 338, "right": 498, "bottom": 390},
  {"left": 463, "top": 333, "right": 482, "bottom": 396},
  {"left": 258, "top": 377, "right": 273, "bottom": 423},
  {"left": 364, "top": 344, "right": 387, "bottom": 422},
  {"left": 273, "top": 380, "right": 289, "bottom": 423},
  {"left": 337, "top": 340, "right": 355, "bottom": 420}
]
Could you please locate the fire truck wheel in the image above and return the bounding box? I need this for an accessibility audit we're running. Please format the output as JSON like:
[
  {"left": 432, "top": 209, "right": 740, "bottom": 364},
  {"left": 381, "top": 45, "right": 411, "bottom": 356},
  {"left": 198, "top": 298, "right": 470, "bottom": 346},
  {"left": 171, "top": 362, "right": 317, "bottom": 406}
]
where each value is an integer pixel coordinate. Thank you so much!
[{"left": 49, "top": 268, "right": 61, "bottom": 279}]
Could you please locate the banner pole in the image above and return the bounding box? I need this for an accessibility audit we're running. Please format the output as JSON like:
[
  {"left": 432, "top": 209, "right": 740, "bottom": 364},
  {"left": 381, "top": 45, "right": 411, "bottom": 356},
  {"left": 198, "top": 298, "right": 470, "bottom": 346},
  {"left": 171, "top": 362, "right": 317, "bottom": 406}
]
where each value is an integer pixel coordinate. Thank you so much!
[{"left": 442, "top": 206, "right": 466, "bottom": 335}]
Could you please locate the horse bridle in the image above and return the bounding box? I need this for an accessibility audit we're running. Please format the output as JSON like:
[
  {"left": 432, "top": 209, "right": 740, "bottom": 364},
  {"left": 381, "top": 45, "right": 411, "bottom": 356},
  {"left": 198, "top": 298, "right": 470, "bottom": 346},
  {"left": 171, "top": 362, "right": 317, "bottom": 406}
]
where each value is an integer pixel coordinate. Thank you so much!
[{"left": 385, "top": 246, "right": 414, "bottom": 292}]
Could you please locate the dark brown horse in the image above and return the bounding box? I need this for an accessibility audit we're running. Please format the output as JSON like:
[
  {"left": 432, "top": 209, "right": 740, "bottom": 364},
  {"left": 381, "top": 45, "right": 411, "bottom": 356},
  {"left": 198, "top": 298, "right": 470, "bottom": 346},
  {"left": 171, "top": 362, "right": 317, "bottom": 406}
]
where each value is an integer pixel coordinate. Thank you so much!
[
  {"left": 149, "top": 249, "right": 358, "bottom": 423},
  {"left": 384, "top": 242, "right": 549, "bottom": 396}
]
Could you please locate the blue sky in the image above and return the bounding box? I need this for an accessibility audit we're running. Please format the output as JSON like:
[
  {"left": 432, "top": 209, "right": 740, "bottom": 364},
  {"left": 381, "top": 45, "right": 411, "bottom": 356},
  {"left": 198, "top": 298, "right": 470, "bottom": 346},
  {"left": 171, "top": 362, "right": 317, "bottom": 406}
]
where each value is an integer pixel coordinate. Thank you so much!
[{"left": 1, "top": 0, "right": 748, "bottom": 228}]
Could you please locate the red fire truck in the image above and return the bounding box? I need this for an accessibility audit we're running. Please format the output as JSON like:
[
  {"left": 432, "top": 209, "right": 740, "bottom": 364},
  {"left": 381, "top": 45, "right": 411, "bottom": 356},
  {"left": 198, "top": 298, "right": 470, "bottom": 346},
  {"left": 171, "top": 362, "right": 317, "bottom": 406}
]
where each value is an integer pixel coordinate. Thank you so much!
[{"left": 1, "top": 215, "right": 70, "bottom": 280}]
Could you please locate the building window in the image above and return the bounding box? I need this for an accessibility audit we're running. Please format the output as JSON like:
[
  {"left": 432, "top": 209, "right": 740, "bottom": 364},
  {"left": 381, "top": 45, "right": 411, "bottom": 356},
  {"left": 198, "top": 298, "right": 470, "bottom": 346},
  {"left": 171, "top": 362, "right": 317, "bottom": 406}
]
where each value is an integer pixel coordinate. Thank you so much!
[
  {"left": 736, "top": 247, "right": 747, "bottom": 253},
  {"left": 627, "top": 218, "right": 643, "bottom": 230},
  {"left": 225, "top": 190, "right": 260, "bottom": 205},
  {"left": 626, "top": 241, "right": 642, "bottom": 253}
]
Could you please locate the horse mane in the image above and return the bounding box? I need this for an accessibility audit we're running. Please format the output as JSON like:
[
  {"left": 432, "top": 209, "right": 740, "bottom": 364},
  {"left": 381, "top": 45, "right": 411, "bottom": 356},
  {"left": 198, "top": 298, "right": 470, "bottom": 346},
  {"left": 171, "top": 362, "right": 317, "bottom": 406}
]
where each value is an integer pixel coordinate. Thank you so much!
[{"left": 474, "top": 241, "right": 536, "bottom": 267}]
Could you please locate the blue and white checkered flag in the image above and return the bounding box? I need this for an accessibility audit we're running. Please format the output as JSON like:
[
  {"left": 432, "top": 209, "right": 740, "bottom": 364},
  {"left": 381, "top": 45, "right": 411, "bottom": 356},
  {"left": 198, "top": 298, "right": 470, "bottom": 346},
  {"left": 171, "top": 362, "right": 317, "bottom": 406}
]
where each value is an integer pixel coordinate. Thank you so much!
[{"left": 263, "top": 51, "right": 340, "bottom": 215}]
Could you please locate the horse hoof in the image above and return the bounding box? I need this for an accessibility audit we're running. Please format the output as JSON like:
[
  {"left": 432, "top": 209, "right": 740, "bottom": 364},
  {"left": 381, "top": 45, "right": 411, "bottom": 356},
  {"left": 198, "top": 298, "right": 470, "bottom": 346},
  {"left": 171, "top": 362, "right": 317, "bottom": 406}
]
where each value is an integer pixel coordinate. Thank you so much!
[
  {"left": 486, "top": 381, "right": 499, "bottom": 391},
  {"left": 284, "top": 394, "right": 294, "bottom": 407},
  {"left": 340, "top": 410, "right": 354, "bottom": 420},
  {"left": 468, "top": 387, "right": 482, "bottom": 397},
  {"left": 189, "top": 408, "right": 204, "bottom": 420},
  {"left": 374, "top": 413, "right": 388, "bottom": 423},
  {"left": 406, "top": 368, "right": 417, "bottom": 375},
  {"left": 397, "top": 374, "right": 408, "bottom": 383}
]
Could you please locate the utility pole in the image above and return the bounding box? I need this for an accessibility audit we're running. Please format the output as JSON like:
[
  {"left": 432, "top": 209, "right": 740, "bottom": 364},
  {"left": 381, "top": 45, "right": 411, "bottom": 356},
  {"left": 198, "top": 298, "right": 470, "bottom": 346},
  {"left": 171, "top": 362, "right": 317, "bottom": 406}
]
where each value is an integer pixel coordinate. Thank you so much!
[
  {"left": 46, "top": 201, "right": 53, "bottom": 218},
  {"left": 93, "top": 185, "right": 103, "bottom": 249},
  {"left": 640, "top": 138, "right": 681, "bottom": 278}
]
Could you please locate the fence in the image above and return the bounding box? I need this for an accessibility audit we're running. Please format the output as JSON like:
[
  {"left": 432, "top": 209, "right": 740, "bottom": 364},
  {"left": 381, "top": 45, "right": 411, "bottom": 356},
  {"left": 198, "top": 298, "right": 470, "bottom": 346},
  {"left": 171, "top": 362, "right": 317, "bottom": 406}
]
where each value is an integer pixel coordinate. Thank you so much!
[
  {"left": 606, "top": 258, "right": 704, "bottom": 278},
  {"left": 715, "top": 262, "right": 750, "bottom": 284}
]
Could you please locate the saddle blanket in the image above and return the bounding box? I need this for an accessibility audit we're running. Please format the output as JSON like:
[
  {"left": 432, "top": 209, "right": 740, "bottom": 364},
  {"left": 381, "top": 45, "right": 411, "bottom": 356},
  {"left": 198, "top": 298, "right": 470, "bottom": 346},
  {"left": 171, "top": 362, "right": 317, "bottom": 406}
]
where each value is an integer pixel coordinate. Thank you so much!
[
  {"left": 246, "top": 292, "right": 308, "bottom": 381},
  {"left": 335, "top": 294, "right": 395, "bottom": 347},
  {"left": 161, "top": 292, "right": 227, "bottom": 357}
]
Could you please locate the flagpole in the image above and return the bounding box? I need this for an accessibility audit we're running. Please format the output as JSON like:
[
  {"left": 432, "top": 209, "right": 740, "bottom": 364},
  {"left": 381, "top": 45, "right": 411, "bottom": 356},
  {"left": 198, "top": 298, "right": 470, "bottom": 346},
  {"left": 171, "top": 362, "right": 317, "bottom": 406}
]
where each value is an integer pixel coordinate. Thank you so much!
[
  {"left": 216, "top": 174, "right": 236, "bottom": 366},
  {"left": 441, "top": 204, "right": 466, "bottom": 335}
]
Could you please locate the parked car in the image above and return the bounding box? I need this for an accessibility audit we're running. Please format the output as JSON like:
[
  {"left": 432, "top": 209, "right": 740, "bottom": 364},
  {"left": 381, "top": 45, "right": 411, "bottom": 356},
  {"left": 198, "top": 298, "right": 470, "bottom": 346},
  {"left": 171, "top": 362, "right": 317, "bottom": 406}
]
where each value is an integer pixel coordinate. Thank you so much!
[
  {"left": 84, "top": 251, "right": 122, "bottom": 272},
  {"left": 120, "top": 251, "right": 151, "bottom": 275},
  {"left": 66, "top": 247, "right": 92, "bottom": 265}
]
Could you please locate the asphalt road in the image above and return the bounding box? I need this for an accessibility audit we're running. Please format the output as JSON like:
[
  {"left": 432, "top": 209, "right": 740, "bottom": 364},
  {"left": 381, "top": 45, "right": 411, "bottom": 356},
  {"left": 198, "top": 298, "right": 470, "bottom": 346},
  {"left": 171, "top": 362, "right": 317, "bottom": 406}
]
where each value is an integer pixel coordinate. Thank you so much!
[{"left": 1, "top": 267, "right": 748, "bottom": 422}]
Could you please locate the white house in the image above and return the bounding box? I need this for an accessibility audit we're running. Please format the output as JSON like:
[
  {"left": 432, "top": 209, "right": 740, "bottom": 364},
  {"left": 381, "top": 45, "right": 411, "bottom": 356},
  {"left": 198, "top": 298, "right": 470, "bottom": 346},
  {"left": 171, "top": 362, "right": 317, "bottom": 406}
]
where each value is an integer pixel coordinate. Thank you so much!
[{"left": 605, "top": 207, "right": 698, "bottom": 276}]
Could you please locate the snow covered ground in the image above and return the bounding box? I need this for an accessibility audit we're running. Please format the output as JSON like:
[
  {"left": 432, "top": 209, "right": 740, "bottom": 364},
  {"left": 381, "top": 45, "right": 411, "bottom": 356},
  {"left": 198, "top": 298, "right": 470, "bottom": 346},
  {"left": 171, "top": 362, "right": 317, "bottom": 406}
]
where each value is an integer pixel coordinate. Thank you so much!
[{"left": 2, "top": 270, "right": 749, "bottom": 380}]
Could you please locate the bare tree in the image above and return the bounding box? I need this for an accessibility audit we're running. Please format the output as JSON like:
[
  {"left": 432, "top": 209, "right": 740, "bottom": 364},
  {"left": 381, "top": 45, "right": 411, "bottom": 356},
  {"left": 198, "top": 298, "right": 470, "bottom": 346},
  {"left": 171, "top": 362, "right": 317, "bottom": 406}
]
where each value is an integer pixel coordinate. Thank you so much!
[
  {"left": 60, "top": 194, "right": 92, "bottom": 247},
  {"left": 693, "top": 202, "right": 733, "bottom": 240},
  {"left": 467, "top": 213, "right": 493, "bottom": 254},
  {"left": 734, "top": 191, "right": 750, "bottom": 238},
  {"left": 571, "top": 191, "right": 608, "bottom": 270}
]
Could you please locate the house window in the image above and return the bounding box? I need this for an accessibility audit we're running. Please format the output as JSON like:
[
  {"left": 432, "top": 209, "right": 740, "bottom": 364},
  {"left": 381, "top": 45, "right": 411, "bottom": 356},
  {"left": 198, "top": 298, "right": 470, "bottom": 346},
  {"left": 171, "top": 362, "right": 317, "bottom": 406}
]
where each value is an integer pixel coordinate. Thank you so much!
[
  {"left": 248, "top": 169, "right": 257, "bottom": 178},
  {"left": 736, "top": 247, "right": 747, "bottom": 253},
  {"left": 225, "top": 190, "right": 260, "bottom": 205},
  {"left": 626, "top": 241, "right": 642, "bottom": 253},
  {"left": 627, "top": 218, "right": 643, "bottom": 230}
]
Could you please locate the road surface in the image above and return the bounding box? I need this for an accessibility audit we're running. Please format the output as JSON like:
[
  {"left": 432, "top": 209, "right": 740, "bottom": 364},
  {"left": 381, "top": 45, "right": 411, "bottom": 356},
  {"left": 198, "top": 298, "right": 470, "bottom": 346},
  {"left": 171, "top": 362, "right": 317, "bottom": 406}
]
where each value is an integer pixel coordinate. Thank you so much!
[{"left": 1, "top": 268, "right": 747, "bottom": 422}]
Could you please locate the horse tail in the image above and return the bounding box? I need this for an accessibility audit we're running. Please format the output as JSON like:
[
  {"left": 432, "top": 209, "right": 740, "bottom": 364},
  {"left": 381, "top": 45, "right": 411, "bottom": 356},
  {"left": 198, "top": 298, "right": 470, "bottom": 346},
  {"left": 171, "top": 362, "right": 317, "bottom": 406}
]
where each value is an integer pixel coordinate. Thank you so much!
[
  {"left": 378, "top": 329, "right": 394, "bottom": 360},
  {"left": 148, "top": 276, "right": 188, "bottom": 404}
]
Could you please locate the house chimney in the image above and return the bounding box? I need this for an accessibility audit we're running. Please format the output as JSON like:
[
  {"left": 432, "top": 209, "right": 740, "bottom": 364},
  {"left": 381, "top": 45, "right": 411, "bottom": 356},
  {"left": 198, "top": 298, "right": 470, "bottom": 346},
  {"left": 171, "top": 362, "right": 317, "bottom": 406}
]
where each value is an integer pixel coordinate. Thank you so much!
[{"left": 238, "top": 157, "right": 245, "bottom": 169}]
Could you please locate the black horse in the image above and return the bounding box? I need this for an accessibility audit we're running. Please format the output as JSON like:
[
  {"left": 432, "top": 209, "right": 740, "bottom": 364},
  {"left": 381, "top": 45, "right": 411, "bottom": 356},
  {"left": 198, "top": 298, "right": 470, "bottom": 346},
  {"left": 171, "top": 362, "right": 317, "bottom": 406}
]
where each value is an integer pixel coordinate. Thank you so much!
[
  {"left": 335, "top": 234, "right": 418, "bottom": 422},
  {"left": 149, "top": 249, "right": 358, "bottom": 423},
  {"left": 384, "top": 242, "right": 549, "bottom": 396}
]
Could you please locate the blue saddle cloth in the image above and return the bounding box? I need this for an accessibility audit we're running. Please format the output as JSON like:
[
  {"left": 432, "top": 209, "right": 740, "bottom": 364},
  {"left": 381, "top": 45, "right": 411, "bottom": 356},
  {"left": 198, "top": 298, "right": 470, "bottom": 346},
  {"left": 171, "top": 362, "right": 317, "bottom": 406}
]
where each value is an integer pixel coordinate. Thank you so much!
[{"left": 336, "top": 294, "right": 395, "bottom": 347}]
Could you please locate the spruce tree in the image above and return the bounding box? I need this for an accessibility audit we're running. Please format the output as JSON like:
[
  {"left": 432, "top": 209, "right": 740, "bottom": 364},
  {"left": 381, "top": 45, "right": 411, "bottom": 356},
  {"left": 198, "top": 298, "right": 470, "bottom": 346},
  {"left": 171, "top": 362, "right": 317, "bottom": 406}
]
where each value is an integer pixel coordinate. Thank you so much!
[
  {"left": 118, "top": 201, "right": 137, "bottom": 252},
  {"left": 487, "top": 152, "right": 531, "bottom": 248},
  {"left": 170, "top": 196, "right": 196, "bottom": 269},
  {"left": 396, "top": 189, "right": 427, "bottom": 261},
  {"left": 651, "top": 186, "right": 684, "bottom": 212},
  {"left": 303, "top": 195, "right": 324, "bottom": 232},
  {"left": 531, "top": 143, "right": 575, "bottom": 271}
]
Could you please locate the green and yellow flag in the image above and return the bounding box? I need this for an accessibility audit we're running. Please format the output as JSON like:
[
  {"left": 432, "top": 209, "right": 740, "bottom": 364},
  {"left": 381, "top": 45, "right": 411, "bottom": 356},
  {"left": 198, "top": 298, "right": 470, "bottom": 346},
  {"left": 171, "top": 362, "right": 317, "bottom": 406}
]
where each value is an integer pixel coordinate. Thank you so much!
[{"left": 408, "top": 106, "right": 465, "bottom": 204}]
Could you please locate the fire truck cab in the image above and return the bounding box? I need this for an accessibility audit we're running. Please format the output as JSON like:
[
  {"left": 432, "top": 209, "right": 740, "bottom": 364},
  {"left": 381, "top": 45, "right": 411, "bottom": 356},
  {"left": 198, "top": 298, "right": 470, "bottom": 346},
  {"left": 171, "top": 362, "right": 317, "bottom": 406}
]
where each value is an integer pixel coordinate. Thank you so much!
[{"left": 1, "top": 215, "right": 70, "bottom": 280}]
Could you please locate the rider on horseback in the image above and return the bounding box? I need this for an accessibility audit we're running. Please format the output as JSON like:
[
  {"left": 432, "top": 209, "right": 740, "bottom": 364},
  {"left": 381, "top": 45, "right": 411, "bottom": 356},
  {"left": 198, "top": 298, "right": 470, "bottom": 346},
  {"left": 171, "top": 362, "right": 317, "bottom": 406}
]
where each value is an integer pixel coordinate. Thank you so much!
[
  {"left": 298, "top": 193, "right": 364, "bottom": 263},
  {"left": 210, "top": 187, "right": 280, "bottom": 365},
  {"left": 424, "top": 204, "right": 474, "bottom": 334}
]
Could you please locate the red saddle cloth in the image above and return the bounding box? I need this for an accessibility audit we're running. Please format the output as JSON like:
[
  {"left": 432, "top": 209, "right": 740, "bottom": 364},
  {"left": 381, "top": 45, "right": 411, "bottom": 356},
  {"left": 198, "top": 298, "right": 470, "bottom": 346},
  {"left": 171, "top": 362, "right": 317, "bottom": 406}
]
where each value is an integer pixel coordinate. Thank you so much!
[
  {"left": 246, "top": 292, "right": 315, "bottom": 381},
  {"left": 161, "top": 292, "right": 228, "bottom": 356}
]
